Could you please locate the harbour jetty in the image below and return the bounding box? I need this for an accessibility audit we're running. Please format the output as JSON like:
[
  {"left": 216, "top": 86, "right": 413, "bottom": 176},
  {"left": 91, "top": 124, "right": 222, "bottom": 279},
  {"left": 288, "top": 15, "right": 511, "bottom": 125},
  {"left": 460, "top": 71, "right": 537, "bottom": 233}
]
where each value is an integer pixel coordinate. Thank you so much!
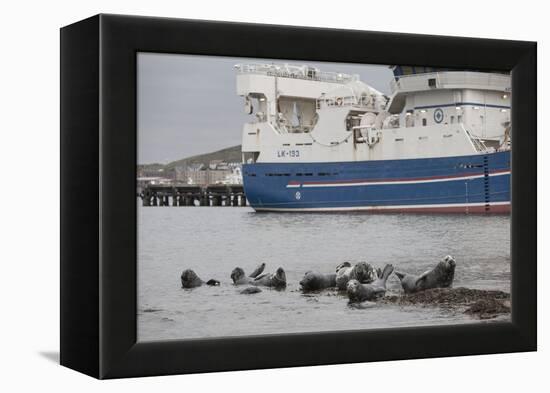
[{"left": 139, "top": 184, "right": 246, "bottom": 207}]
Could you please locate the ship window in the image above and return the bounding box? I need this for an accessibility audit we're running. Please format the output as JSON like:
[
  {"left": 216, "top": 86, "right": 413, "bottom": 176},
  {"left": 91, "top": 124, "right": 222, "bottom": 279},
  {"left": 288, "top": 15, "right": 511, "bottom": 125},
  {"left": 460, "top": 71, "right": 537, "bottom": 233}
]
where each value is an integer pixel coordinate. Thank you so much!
[
  {"left": 458, "top": 115, "right": 463, "bottom": 123},
  {"left": 450, "top": 116, "right": 455, "bottom": 124},
  {"left": 428, "top": 78, "right": 436, "bottom": 87},
  {"left": 395, "top": 138, "right": 404, "bottom": 142},
  {"left": 422, "top": 118, "right": 427, "bottom": 126},
  {"left": 265, "top": 173, "right": 291, "bottom": 177}
]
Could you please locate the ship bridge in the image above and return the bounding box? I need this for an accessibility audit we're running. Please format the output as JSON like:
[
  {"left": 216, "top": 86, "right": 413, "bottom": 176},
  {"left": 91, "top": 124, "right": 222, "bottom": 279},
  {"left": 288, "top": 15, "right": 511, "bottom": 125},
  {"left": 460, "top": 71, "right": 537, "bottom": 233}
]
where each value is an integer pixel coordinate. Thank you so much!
[
  {"left": 387, "top": 66, "right": 510, "bottom": 114},
  {"left": 386, "top": 66, "right": 511, "bottom": 147}
]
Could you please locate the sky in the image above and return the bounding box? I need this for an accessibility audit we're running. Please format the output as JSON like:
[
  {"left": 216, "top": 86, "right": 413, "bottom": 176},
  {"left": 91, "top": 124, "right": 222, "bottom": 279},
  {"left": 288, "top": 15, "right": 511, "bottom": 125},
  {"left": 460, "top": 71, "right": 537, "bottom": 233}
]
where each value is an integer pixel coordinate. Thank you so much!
[{"left": 137, "top": 53, "right": 394, "bottom": 164}]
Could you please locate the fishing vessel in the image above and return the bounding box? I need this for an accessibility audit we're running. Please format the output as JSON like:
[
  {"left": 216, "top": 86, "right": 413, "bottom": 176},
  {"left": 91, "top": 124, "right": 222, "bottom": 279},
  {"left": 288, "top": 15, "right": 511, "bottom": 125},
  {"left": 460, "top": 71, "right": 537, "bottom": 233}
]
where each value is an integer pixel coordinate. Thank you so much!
[{"left": 236, "top": 63, "right": 511, "bottom": 213}]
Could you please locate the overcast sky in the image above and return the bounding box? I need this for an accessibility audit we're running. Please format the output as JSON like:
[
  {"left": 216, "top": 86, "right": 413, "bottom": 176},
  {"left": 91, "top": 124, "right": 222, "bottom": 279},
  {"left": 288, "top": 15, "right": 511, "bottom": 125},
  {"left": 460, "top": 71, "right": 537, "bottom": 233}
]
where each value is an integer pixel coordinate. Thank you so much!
[{"left": 137, "top": 53, "right": 393, "bottom": 164}]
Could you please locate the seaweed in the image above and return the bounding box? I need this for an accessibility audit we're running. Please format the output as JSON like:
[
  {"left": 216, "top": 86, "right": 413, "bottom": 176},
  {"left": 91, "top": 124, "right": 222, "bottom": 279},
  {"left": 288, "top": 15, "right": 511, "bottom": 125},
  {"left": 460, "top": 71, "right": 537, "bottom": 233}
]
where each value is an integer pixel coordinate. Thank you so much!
[{"left": 382, "top": 287, "right": 510, "bottom": 319}]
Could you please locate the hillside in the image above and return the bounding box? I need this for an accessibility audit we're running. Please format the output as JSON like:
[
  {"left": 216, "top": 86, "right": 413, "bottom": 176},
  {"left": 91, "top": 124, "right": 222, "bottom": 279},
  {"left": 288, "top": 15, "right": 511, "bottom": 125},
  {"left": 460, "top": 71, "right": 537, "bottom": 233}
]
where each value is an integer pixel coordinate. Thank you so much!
[{"left": 141, "top": 145, "right": 242, "bottom": 171}]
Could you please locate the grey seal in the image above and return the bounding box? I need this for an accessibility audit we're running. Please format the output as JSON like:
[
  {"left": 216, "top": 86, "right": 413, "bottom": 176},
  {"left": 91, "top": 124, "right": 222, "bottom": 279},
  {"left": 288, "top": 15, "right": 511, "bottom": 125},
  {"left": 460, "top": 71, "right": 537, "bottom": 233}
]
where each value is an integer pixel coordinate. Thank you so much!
[
  {"left": 395, "top": 255, "right": 456, "bottom": 294},
  {"left": 253, "top": 267, "right": 287, "bottom": 288},
  {"left": 347, "top": 264, "right": 394, "bottom": 302},
  {"left": 230, "top": 262, "right": 266, "bottom": 285},
  {"left": 299, "top": 271, "right": 337, "bottom": 291},
  {"left": 180, "top": 269, "right": 220, "bottom": 288},
  {"left": 231, "top": 263, "right": 286, "bottom": 288},
  {"left": 335, "top": 261, "right": 377, "bottom": 290}
]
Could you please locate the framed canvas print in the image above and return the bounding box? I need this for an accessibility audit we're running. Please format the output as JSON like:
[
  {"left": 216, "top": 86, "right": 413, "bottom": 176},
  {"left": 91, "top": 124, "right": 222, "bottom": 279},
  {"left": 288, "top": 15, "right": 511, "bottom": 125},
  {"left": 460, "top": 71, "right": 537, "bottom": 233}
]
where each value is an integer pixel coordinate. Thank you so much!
[{"left": 60, "top": 14, "right": 536, "bottom": 379}]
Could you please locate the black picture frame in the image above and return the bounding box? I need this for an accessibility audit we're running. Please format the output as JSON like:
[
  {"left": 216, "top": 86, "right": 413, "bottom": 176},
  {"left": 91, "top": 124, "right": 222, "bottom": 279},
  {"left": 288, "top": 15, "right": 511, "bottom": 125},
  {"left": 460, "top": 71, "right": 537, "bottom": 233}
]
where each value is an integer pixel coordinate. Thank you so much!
[{"left": 60, "top": 14, "right": 537, "bottom": 379}]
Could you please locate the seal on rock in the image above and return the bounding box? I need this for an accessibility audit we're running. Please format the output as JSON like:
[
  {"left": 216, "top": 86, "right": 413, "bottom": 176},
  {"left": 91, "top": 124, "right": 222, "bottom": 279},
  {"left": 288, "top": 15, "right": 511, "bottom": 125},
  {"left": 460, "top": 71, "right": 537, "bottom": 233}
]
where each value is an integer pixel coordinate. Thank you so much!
[
  {"left": 230, "top": 262, "right": 266, "bottom": 285},
  {"left": 180, "top": 269, "right": 220, "bottom": 288},
  {"left": 395, "top": 255, "right": 456, "bottom": 294},
  {"left": 347, "top": 264, "right": 394, "bottom": 302},
  {"left": 299, "top": 271, "right": 337, "bottom": 291},
  {"left": 335, "top": 261, "right": 377, "bottom": 290}
]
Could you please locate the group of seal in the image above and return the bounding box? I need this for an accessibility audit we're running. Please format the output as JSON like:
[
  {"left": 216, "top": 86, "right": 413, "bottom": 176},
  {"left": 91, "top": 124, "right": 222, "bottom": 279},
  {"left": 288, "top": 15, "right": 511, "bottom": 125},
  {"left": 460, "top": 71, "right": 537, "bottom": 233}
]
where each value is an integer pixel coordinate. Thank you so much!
[
  {"left": 299, "top": 255, "right": 457, "bottom": 303},
  {"left": 181, "top": 255, "right": 457, "bottom": 302},
  {"left": 180, "top": 262, "right": 286, "bottom": 294}
]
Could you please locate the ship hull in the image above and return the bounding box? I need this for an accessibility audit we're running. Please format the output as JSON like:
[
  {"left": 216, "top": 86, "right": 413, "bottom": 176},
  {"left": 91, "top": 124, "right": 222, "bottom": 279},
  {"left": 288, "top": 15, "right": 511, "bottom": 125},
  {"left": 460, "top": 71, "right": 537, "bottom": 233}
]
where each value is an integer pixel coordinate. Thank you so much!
[{"left": 242, "top": 151, "right": 510, "bottom": 213}]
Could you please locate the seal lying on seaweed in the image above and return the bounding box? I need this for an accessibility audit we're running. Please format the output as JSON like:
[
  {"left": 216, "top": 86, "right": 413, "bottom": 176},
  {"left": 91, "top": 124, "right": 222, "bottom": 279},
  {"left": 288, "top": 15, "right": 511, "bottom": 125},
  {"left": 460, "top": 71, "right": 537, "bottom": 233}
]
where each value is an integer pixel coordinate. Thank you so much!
[
  {"left": 395, "top": 255, "right": 456, "bottom": 294},
  {"left": 347, "top": 264, "right": 394, "bottom": 302},
  {"left": 180, "top": 269, "right": 220, "bottom": 288}
]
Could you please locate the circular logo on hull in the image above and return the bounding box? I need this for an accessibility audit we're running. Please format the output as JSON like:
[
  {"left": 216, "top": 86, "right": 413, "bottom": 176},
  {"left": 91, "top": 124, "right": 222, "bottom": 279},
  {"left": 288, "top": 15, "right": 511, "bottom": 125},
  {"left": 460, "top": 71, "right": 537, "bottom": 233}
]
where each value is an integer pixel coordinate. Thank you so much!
[
  {"left": 295, "top": 191, "right": 301, "bottom": 200},
  {"left": 434, "top": 108, "right": 444, "bottom": 123}
]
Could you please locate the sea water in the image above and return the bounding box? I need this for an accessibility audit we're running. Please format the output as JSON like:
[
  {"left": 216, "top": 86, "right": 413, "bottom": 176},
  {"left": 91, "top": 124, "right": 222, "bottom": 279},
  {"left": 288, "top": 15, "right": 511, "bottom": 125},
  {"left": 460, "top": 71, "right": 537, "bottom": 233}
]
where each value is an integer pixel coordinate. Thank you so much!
[{"left": 137, "top": 206, "right": 510, "bottom": 341}]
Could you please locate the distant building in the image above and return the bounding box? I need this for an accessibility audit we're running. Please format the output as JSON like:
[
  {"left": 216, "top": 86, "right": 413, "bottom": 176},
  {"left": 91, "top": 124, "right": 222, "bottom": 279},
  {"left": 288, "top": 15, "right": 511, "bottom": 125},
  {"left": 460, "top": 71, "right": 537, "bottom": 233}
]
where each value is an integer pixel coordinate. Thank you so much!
[
  {"left": 208, "top": 160, "right": 224, "bottom": 170},
  {"left": 175, "top": 162, "right": 242, "bottom": 185},
  {"left": 137, "top": 166, "right": 176, "bottom": 180}
]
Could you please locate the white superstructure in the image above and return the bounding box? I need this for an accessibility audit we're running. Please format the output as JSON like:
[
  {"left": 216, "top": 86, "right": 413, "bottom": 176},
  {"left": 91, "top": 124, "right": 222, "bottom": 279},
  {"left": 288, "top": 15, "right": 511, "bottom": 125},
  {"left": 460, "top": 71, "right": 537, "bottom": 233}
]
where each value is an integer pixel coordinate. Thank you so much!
[{"left": 236, "top": 63, "right": 511, "bottom": 164}]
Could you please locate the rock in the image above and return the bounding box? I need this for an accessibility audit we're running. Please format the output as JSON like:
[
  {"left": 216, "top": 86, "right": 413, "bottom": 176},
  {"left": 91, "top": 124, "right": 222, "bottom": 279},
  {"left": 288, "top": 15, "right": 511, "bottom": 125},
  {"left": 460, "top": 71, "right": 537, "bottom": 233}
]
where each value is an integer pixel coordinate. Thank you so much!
[
  {"left": 464, "top": 298, "right": 511, "bottom": 319},
  {"left": 382, "top": 287, "right": 511, "bottom": 319}
]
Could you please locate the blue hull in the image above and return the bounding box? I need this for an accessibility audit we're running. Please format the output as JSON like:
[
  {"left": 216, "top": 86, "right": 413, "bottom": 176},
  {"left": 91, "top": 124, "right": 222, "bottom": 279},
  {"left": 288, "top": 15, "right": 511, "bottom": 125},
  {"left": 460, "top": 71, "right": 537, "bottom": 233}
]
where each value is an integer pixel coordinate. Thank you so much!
[{"left": 242, "top": 151, "right": 510, "bottom": 213}]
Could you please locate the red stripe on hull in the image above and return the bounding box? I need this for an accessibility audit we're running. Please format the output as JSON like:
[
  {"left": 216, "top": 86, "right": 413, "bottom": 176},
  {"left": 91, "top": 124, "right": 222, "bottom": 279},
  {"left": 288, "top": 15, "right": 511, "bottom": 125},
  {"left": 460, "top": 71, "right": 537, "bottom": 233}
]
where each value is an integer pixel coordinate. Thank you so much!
[{"left": 367, "top": 204, "right": 511, "bottom": 214}]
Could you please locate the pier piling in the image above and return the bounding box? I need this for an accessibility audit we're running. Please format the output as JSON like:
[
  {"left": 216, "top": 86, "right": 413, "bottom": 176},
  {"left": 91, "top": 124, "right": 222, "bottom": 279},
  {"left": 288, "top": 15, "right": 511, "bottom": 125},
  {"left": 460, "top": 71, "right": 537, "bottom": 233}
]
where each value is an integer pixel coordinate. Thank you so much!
[{"left": 139, "top": 184, "right": 246, "bottom": 208}]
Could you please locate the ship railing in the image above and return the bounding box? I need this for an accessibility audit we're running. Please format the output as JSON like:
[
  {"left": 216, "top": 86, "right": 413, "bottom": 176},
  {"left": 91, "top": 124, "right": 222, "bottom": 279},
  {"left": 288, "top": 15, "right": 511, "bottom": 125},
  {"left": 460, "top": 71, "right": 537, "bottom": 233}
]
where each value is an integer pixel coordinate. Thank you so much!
[
  {"left": 463, "top": 126, "right": 489, "bottom": 153},
  {"left": 316, "top": 94, "right": 385, "bottom": 109},
  {"left": 317, "top": 95, "right": 357, "bottom": 108},
  {"left": 275, "top": 120, "right": 314, "bottom": 134},
  {"left": 235, "top": 63, "right": 359, "bottom": 84}
]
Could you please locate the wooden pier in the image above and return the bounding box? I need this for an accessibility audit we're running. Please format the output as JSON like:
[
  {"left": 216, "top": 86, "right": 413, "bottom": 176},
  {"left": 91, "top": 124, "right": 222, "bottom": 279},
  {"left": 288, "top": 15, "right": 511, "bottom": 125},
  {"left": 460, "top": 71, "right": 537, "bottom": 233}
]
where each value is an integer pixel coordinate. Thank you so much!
[{"left": 138, "top": 184, "right": 247, "bottom": 207}]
